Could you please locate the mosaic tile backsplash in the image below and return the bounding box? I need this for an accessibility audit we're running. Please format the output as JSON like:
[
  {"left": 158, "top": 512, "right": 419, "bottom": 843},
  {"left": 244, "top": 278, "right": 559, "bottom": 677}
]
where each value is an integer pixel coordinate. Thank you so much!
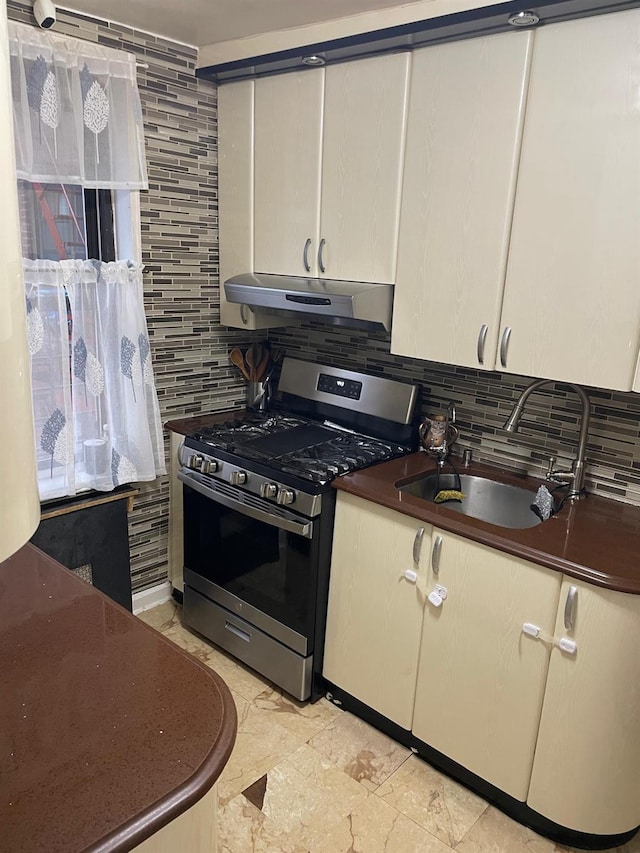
[
  {"left": 270, "top": 323, "right": 640, "bottom": 506},
  {"left": 9, "top": 0, "right": 640, "bottom": 590}
]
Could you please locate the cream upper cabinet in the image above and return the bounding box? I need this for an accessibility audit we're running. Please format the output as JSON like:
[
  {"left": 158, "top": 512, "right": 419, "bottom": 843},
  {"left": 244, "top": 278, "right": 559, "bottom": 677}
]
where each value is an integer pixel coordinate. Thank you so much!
[
  {"left": 412, "top": 529, "right": 561, "bottom": 801},
  {"left": 391, "top": 32, "right": 532, "bottom": 369},
  {"left": 218, "top": 80, "right": 283, "bottom": 329},
  {"left": 254, "top": 70, "right": 324, "bottom": 277},
  {"left": 498, "top": 9, "right": 640, "bottom": 390},
  {"left": 323, "top": 491, "right": 431, "bottom": 729},
  {"left": 253, "top": 53, "right": 410, "bottom": 284},
  {"left": 319, "top": 53, "right": 410, "bottom": 284},
  {"left": 528, "top": 579, "right": 640, "bottom": 835}
]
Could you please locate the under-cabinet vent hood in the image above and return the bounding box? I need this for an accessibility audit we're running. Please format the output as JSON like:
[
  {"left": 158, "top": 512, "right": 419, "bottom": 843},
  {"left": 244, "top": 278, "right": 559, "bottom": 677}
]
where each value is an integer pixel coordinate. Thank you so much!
[{"left": 224, "top": 273, "right": 394, "bottom": 332}]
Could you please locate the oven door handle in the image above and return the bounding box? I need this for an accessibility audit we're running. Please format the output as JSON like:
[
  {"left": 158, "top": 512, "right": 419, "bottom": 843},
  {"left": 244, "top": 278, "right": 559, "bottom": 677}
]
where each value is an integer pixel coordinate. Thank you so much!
[{"left": 178, "top": 472, "right": 314, "bottom": 539}]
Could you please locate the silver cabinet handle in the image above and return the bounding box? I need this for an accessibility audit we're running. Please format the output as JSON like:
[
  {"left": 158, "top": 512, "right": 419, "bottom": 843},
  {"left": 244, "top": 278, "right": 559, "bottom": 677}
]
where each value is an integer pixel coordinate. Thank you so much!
[
  {"left": 499, "top": 326, "right": 512, "bottom": 368},
  {"left": 303, "top": 238, "right": 312, "bottom": 273},
  {"left": 318, "top": 238, "right": 327, "bottom": 273},
  {"left": 431, "top": 535, "right": 443, "bottom": 576},
  {"left": 564, "top": 585, "right": 578, "bottom": 632},
  {"left": 477, "top": 324, "right": 488, "bottom": 365},
  {"left": 413, "top": 527, "right": 425, "bottom": 564}
]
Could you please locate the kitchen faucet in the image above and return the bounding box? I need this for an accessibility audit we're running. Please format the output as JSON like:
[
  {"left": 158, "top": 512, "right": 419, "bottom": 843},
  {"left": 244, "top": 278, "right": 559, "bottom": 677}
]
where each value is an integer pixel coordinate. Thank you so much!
[{"left": 503, "top": 379, "right": 590, "bottom": 500}]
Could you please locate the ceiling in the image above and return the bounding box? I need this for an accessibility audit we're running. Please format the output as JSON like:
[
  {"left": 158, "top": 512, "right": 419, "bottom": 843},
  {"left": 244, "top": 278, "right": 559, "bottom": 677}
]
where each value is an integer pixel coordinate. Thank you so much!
[{"left": 60, "top": 0, "right": 427, "bottom": 48}]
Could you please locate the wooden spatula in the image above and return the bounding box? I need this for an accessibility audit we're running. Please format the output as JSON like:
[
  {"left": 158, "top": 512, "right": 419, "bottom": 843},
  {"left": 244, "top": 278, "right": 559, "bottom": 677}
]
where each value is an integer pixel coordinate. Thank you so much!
[{"left": 229, "top": 347, "right": 251, "bottom": 380}]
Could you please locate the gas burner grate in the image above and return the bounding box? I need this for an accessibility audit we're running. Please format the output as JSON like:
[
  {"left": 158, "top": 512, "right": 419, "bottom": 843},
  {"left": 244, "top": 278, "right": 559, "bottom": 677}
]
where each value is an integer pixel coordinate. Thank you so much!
[
  {"left": 277, "top": 434, "right": 407, "bottom": 483},
  {"left": 195, "top": 413, "right": 309, "bottom": 451}
]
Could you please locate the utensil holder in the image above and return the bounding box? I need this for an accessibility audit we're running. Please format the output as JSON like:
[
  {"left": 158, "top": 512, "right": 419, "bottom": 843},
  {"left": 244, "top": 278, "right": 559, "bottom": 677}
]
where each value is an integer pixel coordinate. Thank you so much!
[
  {"left": 247, "top": 380, "right": 270, "bottom": 411},
  {"left": 84, "top": 438, "right": 108, "bottom": 475}
]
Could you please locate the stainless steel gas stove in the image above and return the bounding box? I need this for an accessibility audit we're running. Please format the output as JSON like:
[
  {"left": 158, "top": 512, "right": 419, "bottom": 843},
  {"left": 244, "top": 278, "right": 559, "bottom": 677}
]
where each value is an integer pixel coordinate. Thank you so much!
[{"left": 178, "top": 358, "right": 419, "bottom": 701}]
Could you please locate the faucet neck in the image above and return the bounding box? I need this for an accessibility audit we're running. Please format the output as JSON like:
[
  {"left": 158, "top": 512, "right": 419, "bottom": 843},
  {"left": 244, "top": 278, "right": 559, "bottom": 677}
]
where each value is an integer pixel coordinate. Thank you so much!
[{"left": 506, "top": 379, "right": 590, "bottom": 498}]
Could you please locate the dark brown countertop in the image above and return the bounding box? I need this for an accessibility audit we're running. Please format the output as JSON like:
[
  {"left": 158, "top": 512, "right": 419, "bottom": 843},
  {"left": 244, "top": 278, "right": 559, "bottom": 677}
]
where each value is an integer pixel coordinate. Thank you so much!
[
  {"left": 165, "top": 409, "right": 247, "bottom": 437},
  {"left": 0, "top": 544, "right": 237, "bottom": 853},
  {"left": 333, "top": 453, "right": 640, "bottom": 595}
]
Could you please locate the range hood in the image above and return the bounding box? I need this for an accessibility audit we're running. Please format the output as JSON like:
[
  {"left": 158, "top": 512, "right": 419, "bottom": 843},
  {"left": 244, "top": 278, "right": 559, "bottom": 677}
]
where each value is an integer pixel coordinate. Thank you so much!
[{"left": 224, "top": 273, "right": 394, "bottom": 332}]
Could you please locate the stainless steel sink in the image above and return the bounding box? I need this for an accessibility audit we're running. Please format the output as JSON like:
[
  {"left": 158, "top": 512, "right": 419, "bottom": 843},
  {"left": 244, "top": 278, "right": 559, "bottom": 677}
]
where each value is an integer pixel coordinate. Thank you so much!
[{"left": 399, "top": 472, "right": 542, "bottom": 529}]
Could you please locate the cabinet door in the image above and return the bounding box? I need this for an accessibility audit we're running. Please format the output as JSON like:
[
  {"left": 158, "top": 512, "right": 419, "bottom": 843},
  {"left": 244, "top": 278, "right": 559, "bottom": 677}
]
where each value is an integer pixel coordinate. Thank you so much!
[
  {"left": 413, "top": 530, "right": 561, "bottom": 800},
  {"left": 218, "top": 81, "right": 282, "bottom": 329},
  {"left": 323, "top": 492, "right": 430, "bottom": 729},
  {"left": 254, "top": 70, "right": 324, "bottom": 276},
  {"left": 319, "top": 53, "right": 410, "bottom": 284},
  {"left": 499, "top": 10, "right": 640, "bottom": 390},
  {"left": 391, "top": 32, "right": 532, "bottom": 369},
  {"left": 528, "top": 579, "right": 640, "bottom": 835}
]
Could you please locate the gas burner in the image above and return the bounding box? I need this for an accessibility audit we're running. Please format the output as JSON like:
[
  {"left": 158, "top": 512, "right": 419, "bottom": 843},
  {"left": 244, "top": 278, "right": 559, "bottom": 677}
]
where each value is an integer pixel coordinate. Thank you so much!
[{"left": 195, "top": 412, "right": 309, "bottom": 452}]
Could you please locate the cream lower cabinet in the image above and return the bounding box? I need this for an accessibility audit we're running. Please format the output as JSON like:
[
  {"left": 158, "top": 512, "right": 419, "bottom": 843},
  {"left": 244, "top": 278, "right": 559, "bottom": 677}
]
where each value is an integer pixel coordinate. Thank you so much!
[
  {"left": 323, "top": 492, "right": 431, "bottom": 729},
  {"left": 132, "top": 783, "right": 217, "bottom": 852},
  {"left": 412, "top": 530, "right": 561, "bottom": 800},
  {"left": 527, "top": 579, "right": 640, "bottom": 835}
]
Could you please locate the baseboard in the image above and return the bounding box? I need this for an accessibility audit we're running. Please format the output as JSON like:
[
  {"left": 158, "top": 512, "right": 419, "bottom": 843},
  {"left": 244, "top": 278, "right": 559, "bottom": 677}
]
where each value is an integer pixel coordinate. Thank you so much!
[{"left": 132, "top": 580, "right": 172, "bottom": 615}]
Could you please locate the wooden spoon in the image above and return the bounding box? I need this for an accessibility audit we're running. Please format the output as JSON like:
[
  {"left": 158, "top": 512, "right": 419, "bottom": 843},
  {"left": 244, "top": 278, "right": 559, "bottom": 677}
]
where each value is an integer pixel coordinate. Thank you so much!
[
  {"left": 229, "top": 347, "right": 251, "bottom": 380},
  {"left": 246, "top": 343, "right": 263, "bottom": 381},
  {"left": 254, "top": 348, "right": 270, "bottom": 382}
]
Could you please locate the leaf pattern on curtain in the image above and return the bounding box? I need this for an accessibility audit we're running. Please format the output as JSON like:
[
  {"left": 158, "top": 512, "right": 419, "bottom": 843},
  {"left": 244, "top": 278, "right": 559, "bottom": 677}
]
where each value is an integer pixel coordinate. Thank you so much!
[
  {"left": 138, "top": 333, "right": 152, "bottom": 388},
  {"left": 74, "top": 337, "right": 105, "bottom": 401},
  {"left": 120, "top": 335, "right": 140, "bottom": 402},
  {"left": 83, "top": 80, "right": 110, "bottom": 165},
  {"left": 40, "top": 408, "right": 72, "bottom": 476},
  {"left": 26, "top": 54, "right": 48, "bottom": 143},
  {"left": 86, "top": 352, "right": 105, "bottom": 396},
  {"left": 111, "top": 448, "right": 137, "bottom": 487},
  {"left": 26, "top": 54, "right": 47, "bottom": 110},
  {"left": 26, "top": 298, "right": 44, "bottom": 355},
  {"left": 40, "top": 70, "right": 59, "bottom": 157}
]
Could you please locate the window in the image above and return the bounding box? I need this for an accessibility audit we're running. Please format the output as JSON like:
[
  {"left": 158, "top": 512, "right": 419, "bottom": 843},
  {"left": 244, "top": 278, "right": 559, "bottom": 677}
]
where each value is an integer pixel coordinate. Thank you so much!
[{"left": 19, "top": 183, "right": 144, "bottom": 499}]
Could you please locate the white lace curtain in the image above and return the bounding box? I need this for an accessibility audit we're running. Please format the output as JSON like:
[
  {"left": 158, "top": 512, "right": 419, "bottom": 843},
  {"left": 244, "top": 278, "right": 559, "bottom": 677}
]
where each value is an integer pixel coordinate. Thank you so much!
[
  {"left": 8, "top": 21, "right": 147, "bottom": 188},
  {"left": 24, "top": 260, "right": 165, "bottom": 500}
]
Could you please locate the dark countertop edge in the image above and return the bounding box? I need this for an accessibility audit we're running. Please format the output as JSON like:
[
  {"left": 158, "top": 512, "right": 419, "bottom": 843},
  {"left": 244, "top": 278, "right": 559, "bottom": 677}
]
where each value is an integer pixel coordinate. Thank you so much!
[
  {"left": 333, "top": 456, "right": 640, "bottom": 596},
  {"left": 165, "top": 409, "right": 247, "bottom": 437},
  {"left": 83, "top": 622, "right": 238, "bottom": 853}
]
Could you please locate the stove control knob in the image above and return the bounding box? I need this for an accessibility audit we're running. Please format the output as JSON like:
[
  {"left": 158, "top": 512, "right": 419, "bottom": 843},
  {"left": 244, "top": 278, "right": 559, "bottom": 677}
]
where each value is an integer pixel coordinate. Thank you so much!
[
  {"left": 260, "top": 483, "right": 278, "bottom": 499},
  {"left": 189, "top": 455, "right": 204, "bottom": 471},
  {"left": 201, "top": 459, "right": 219, "bottom": 475},
  {"left": 230, "top": 470, "right": 247, "bottom": 486},
  {"left": 276, "top": 488, "right": 295, "bottom": 506}
]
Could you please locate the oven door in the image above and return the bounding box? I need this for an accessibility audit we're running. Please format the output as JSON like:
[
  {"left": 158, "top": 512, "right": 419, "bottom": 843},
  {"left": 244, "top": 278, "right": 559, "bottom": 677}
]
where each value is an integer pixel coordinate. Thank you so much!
[{"left": 180, "top": 473, "right": 321, "bottom": 656}]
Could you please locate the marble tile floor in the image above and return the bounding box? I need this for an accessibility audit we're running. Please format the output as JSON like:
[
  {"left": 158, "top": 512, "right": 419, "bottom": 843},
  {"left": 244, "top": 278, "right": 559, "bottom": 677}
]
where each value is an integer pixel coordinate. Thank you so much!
[{"left": 139, "top": 601, "right": 640, "bottom": 853}]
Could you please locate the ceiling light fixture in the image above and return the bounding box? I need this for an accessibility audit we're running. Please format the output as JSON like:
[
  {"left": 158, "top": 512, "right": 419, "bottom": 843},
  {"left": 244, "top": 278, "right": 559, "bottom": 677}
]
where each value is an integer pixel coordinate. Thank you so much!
[
  {"left": 301, "top": 55, "right": 325, "bottom": 67},
  {"left": 507, "top": 10, "right": 540, "bottom": 26}
]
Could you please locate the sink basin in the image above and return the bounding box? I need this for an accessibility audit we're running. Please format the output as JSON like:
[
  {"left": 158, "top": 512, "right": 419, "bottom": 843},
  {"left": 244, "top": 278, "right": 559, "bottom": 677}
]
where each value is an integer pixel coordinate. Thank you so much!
[{"left": 399, "top": 472, "right": 542, "bottom": 529}]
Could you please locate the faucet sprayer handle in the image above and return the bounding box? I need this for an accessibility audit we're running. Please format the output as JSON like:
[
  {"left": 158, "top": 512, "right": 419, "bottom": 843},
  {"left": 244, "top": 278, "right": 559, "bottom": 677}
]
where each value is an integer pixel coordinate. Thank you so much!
[{"left": 545, "top": 457, "right": 557, "bottom": 479}]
